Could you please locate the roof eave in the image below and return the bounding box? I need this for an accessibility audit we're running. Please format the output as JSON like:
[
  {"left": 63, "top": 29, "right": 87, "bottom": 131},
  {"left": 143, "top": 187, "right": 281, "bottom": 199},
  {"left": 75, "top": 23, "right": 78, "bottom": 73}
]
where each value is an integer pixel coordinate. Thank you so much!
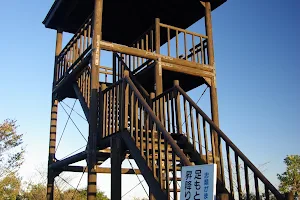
[{"left": 42, "top": 0, "right": 63, "bottom": 27}]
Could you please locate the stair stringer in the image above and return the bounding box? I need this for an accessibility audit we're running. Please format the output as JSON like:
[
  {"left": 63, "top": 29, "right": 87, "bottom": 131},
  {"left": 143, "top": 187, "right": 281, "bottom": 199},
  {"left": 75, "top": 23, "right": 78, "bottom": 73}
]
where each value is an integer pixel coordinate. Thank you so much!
[
  {"left": 121, "top": 130, "right": 168, "bottom": 199},
  {"left": 73, "top": 83, "right": 90, "bottom": 121}
]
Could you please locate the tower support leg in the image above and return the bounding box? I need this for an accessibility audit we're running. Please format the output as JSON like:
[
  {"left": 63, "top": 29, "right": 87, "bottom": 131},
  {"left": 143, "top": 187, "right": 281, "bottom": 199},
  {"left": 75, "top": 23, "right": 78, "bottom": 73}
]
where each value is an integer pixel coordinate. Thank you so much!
[
  {"left": 111, "top": 135, "right": 125, "bottom": 200},
  {"left": 87, "top": 0, "right": 104, "bottom": 199},
  {"left": 47, "top": 29, "right": 62, "bottom": 200},
  {"left": 47, "top": 99, "right": 58, "bottom": 199},
  {"left": 204, "top": 2, "right": 224, "bottom": 183}
]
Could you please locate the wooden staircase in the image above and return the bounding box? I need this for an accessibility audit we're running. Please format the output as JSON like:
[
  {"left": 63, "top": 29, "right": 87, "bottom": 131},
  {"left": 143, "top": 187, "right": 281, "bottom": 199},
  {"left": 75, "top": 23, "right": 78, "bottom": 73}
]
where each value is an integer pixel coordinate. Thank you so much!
[{"left": 71, "top": 58, "right": 285, "bottom": 200}]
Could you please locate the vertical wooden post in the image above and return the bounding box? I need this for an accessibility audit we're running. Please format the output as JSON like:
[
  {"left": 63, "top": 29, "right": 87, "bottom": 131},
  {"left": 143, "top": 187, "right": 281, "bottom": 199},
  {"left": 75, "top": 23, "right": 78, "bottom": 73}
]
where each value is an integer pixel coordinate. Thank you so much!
[
  {"left": 88, "top": 0, "right": 103, "bottom": 199},
  {"left": 173, "top": 80, "right": 182, "bottom": 134},
  {"left": 123, "top": 70, "right": 129, "bottom": 129},
  {"left": 149, "top": 92, "right": 156, "bottom": 200},
  {"left": 111, "top": 135, "right": 125, "bottom": 200},
  {"left": 155, "top": 18, "right": 163, "bottom": 95},
  {"left": 205, "top": 2, "right": 219, "bottom": 127},
  {"left": 47, "top": 30, "right": 63, "bottom": 200},
  {"left": 99, "top": 84, "right": 107, "bottom": 139},
  {"left": 113, "top": 53, "right": 117, "bottom": 83},
  {"left": 205, "top": 1, "right": 223, "bottom": 183}
]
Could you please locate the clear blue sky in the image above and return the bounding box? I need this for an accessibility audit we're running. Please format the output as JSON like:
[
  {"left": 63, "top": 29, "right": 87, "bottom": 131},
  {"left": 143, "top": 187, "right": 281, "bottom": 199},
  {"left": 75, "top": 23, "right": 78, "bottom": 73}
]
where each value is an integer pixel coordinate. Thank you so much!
[{"left": 0, "top": 0, "right": 299, "bottom": 198}]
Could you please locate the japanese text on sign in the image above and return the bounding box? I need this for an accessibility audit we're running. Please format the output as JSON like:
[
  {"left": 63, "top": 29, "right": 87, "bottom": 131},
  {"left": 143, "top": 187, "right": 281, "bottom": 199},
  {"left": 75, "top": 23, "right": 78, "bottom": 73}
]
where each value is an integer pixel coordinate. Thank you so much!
[{"left": 180, "top": 164, "right": 217, "bottom": 200}]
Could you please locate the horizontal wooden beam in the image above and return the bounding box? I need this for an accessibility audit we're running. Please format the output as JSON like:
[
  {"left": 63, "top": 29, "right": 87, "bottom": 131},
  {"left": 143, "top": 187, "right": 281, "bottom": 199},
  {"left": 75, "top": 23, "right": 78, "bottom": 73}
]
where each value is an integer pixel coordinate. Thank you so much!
[
  {"left": 99, "top": 40, "right": 214, "bottom": 73},
  {"left": 50, "top": 151, "right": 87, "bottom": 169},
  {"left": 161, "top": 61, "right": 214, "bottom": 79},
  {"left": 59, "top": 166, "right": 141, "bottom": 174},
  {"left": 52, "top": 52, "right": 91, "bottom": 95}
]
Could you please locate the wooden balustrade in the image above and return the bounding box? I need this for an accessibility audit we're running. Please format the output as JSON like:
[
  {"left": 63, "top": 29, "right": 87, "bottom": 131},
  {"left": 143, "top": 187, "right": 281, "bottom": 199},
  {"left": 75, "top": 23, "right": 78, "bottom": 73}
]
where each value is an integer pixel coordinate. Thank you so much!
[
  {"left": 126, "top": 25, "right": 155, "bottom": 71},
  {"left": 159, "top": 22, "right": 209, "bottom": 65},
  {"left": 55, "top": 15, "right": 93, "bottom": 84},
  {"left": 152, "top": 85, "right": 284, "bottom": 200},
  {"left": 77, "top": 66, "right": 91, "bottom": 108},
  {"left": 100, "top": 75, "right": 192, "bottom": 196}
]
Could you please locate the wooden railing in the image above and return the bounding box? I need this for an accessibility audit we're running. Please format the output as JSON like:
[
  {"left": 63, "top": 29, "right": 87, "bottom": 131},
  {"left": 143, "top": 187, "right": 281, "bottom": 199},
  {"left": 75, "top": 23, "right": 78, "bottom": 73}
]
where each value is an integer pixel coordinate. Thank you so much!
[
  {"left": 152, "top": 85, "right": 284, "bottom": 200},
  {"left": 77, "top": 66, "right": 91, "bottom": 108},
  {"left": 113, "top": 53, "right": 150, "bottom": 98},
  {"left": 100, "top": 74, "right": 192, "bottom": 197},
  {"left": 124, "top": 25, "right": 156, "bottom": 71},
  {"left": 159, "top": 23, "right": 209, "bottom": 65},
  {"left": 55, "top": 15, "right": 93, "bottom": 84},
  {"left": 120, "top": 21, "right": 209, "bottom": 75}
]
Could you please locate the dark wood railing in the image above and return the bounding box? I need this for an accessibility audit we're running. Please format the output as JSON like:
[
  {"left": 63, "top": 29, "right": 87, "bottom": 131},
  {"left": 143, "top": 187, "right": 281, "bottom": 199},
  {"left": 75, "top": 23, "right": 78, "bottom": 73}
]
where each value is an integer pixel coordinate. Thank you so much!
[
  {"left": 125, "top": 25, "right": 155, "bottom": 71},
  {"left": 159, "top": 22, "right": 208, "bottom": 65},
  {"left": 100, "top": 74, "right": 192, "bottom": 198},
  {"left": 55, "top": 15, "right": 93, "bottom": 84},
  {"left": 152, "top": 85, "right": 284, "bottom": 200},
  {"left": 113, "top": 53, "right": 150, "bottom": 98},
  {"left": 77, "top": 67, "right": 91, "bottom": 108}
]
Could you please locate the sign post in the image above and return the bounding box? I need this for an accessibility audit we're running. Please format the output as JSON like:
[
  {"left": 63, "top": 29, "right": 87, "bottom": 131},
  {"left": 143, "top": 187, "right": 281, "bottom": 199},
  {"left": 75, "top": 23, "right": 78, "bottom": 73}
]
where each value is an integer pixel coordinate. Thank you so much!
[{"left": 180, "top": 164, "right": 217, "bottom": 200}]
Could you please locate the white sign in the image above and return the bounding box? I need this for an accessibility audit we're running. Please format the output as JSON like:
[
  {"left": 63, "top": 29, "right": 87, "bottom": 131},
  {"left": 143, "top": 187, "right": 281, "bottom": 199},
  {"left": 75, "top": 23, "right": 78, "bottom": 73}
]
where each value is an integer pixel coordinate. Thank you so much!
[{"left": 180, "top": 164, "right": 217, "bottom": 200}]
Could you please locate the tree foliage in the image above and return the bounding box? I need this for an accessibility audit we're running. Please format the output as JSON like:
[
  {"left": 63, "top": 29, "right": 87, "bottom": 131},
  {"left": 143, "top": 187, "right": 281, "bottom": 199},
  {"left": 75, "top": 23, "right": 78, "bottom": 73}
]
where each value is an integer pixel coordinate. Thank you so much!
[
  {"left": 0, "top": 172, "right": 21, "bottom": 200},
  {"left": 277, "top": 155, "right": 300, "bottom": 197},
  {"left": 0, "top": 119, "right": 25, "bottom": 176},
  {"left": 59, "top": 189, "right": 109, "bottom": 200},
  {"left": 20, "top": 185, "right": 109, "bottom": 200}
]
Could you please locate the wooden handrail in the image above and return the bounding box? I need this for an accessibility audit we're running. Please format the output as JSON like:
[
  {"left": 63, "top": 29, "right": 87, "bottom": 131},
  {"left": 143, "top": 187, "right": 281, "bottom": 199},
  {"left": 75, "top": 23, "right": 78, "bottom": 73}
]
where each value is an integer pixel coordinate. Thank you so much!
[
  {"left": 57, "top": 15, "right": 93, "bottom": 61},
  {"left": 124, "top": 76, "right": 192, "bottom": 166},
  {"left": 114, "top": 53, "right": 150, "bottom": 100},
  {"left": 55, "top": 45, "right": 92, "bottom": 85},
  {"left": 175, "top": 85, "right": 284, "bottom": 200},
  {"left": 159, "top": 22, "right": 208, "bottom": 39},
  {"left": 151, "top": 86, "right": 176, "bottom": 102}
]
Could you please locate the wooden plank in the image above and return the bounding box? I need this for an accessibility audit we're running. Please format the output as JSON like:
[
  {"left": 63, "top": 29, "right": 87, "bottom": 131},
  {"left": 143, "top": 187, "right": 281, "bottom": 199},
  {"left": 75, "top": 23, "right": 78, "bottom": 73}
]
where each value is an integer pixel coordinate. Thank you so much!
[
  {"left": 235, "top": 153, "right": 242, "bottom": 200},
  {"left": 226, "top": 144, "right": 234, "bottom": 198},
  {"left": 145, "top": 110, "right": 150, "bottom": 165},
  {"left": 167, "top": 28, "right": 171, "bottom": 56},
  {"left": 254, "top": 175, "right": 260, "bottom": 200},
  {"left": 99, "top": 40, "right": 214, "bottom": 72},
  {"left": 184, "top": 32, "right": 187, "bottom": 59},
  {"left": 184, "top": 98, "right": 190, "bottom": 139},
  {"left": 124, "top": 76, "right": 129, "bottom": 130},
  {"left": 196, "top": 112, "right": 202, "bottom": 155},
  {"left": 159, "top": 23, "right": 208, "bottom": 39},
  {"left": 192, "top": 34, "right": 196, "bottom": 62},
  {"left": 130, "top": 90, "right": 134, "bottom": 138},
  {"left": 164, "top": 139, "right": 170, "bottom": 199},
  {"left": 121, "top": 131, "right": 168, "bottom": 199},
  {"left": 265, "top": 186, "right": 270, "bottom": 200},
  {"left": 174, "top": 81, "right": 182, "bottom": 134},
  {"left": 161, "top": 61, "right": 214, "bottom": 78},
  {"left": 203, "top": 120, "right": 209, "bottom": 163},
  {"left": 155, "top": 18, "right": 163, "bottom": 95},
  {"left": 244, "top": 163, "right": 250, "bottom": 200},
  {"left": 176, "top": 30, "right": 179, "bottom": 58},
  {"left": 115, "top": 84, "right": 119, "bottom": 132},
  {"left": 172, "top": 151, "right": 178, "bottom": 200},
  {"left": 190, "top": 103, "right": 196, "bottom": 149}
]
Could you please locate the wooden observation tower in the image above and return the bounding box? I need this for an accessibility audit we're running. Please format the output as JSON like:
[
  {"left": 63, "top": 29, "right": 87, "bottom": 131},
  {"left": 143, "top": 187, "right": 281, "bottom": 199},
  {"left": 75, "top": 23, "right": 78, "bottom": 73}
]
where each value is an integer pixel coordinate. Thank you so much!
[{"left": 43, "top": 0, "right": 288, "bottom": 199}]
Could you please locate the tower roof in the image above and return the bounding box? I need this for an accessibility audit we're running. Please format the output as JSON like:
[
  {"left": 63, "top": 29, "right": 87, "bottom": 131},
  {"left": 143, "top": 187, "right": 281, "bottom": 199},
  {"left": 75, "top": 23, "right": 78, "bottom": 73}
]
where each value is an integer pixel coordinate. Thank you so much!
[{"left": 43, "top": 0, "right": 226, "bottom": 46}]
